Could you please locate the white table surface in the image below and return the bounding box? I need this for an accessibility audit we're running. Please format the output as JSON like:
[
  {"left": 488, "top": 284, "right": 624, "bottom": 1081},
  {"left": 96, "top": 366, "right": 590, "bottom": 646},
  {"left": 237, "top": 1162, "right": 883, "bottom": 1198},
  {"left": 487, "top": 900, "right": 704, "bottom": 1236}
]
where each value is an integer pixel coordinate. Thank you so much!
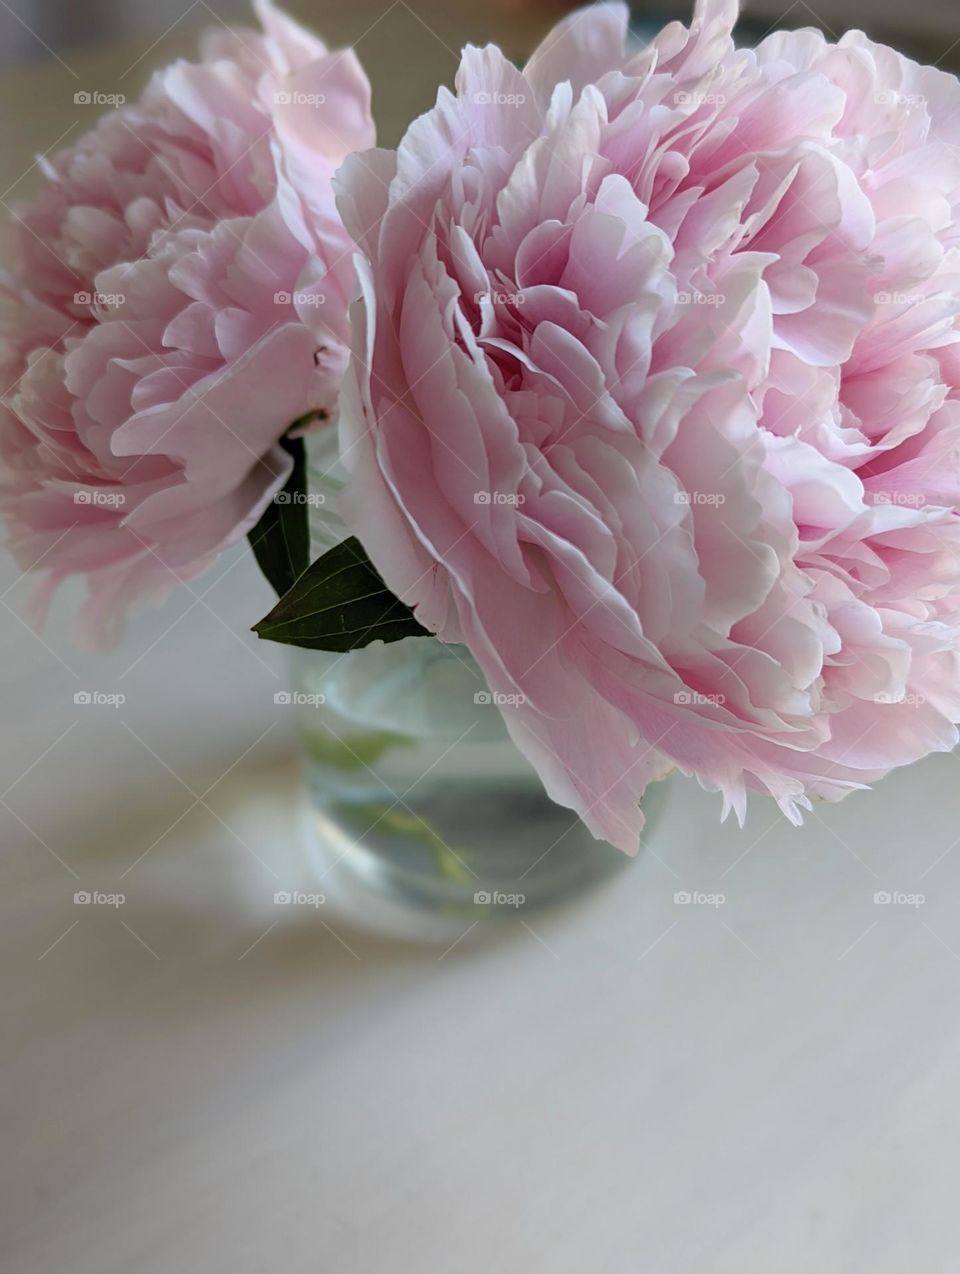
[{"left": 3, "top": 8, "right": 960, "bottom": 1272}]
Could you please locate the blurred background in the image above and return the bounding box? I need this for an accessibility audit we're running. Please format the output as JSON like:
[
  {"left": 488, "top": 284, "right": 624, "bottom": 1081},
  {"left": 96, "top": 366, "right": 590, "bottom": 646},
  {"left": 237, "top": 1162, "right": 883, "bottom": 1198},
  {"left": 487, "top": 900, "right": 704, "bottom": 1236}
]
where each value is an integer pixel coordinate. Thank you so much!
[
  {"left": 1, "top": 0, "right": 958, "bottom": 104},
  {"left": 2, "top": 0, "right": 960, "bottom": 66},
  {"left": 1, "top": 0, "right": 958, "bottom": 191}
]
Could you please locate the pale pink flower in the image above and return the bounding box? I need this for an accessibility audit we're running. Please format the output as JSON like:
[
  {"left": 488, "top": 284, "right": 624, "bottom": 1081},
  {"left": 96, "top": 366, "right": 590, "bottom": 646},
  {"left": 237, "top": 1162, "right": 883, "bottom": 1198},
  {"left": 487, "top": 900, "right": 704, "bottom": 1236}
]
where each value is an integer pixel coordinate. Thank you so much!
[
  {"left": 336, "top": 0, "right": 960, "bottom": 850},
  {"left": 0, "top": 0, "right": 373, "bottom": 645}
]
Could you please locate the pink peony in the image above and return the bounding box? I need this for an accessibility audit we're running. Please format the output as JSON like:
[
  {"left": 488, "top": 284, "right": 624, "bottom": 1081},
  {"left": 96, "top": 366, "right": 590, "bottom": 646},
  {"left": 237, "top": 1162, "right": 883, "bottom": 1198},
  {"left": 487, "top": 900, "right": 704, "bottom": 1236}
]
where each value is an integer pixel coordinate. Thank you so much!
[
  {"left": 336, "top": 0, "right": 960, "bottom": 851},
  {"left": 0, "top": 0, "right": 373, "bottom": 645}
]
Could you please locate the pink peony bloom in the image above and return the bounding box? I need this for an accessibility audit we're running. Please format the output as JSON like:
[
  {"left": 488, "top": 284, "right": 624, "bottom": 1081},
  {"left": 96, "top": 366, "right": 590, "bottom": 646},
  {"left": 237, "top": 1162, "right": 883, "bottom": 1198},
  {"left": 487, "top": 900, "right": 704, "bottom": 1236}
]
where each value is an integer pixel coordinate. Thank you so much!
[
  {"left": 336, "top": 0, "right": 960, "bottom": 851},
  {"left": 0, "top": 0, "right": 373, "bottom": 645}
]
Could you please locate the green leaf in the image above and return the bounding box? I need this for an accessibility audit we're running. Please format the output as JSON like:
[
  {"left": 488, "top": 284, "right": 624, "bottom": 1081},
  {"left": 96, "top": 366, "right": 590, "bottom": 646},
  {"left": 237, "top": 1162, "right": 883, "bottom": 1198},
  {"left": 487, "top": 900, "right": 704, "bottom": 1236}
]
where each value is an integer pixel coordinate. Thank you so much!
[
  {"left": 248, "top": 435, "right": 309, "bottom": 597},
  {"left": 252, "top": 535, "right": 431, "bottom": 652}
]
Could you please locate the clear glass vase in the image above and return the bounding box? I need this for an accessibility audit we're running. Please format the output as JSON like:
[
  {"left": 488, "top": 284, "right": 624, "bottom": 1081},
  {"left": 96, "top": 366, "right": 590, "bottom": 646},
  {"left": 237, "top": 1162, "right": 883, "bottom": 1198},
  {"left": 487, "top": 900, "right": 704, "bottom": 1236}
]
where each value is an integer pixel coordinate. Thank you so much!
[{"left": 289, "top": 636, "right": 667, "bottom": 935}]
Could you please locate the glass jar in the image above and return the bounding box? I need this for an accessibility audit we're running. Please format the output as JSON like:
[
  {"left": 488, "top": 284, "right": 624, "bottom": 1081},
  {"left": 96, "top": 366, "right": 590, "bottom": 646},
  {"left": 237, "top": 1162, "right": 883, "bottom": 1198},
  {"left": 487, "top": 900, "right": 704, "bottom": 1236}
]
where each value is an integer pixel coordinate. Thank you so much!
[{"left": 290, "top": 636, "right": 667, "bottom": 932}]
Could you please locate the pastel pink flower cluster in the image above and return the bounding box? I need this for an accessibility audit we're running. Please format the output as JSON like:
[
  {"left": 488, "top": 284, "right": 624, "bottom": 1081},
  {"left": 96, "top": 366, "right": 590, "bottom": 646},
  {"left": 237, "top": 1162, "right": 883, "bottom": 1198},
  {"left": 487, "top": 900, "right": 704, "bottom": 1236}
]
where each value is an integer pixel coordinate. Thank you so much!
[
  {"left": 337, "top": 0, "right": 960, "bottom": 850},
  {"left": 0, "top": 0, "right": 372, "bottom": 645}
]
